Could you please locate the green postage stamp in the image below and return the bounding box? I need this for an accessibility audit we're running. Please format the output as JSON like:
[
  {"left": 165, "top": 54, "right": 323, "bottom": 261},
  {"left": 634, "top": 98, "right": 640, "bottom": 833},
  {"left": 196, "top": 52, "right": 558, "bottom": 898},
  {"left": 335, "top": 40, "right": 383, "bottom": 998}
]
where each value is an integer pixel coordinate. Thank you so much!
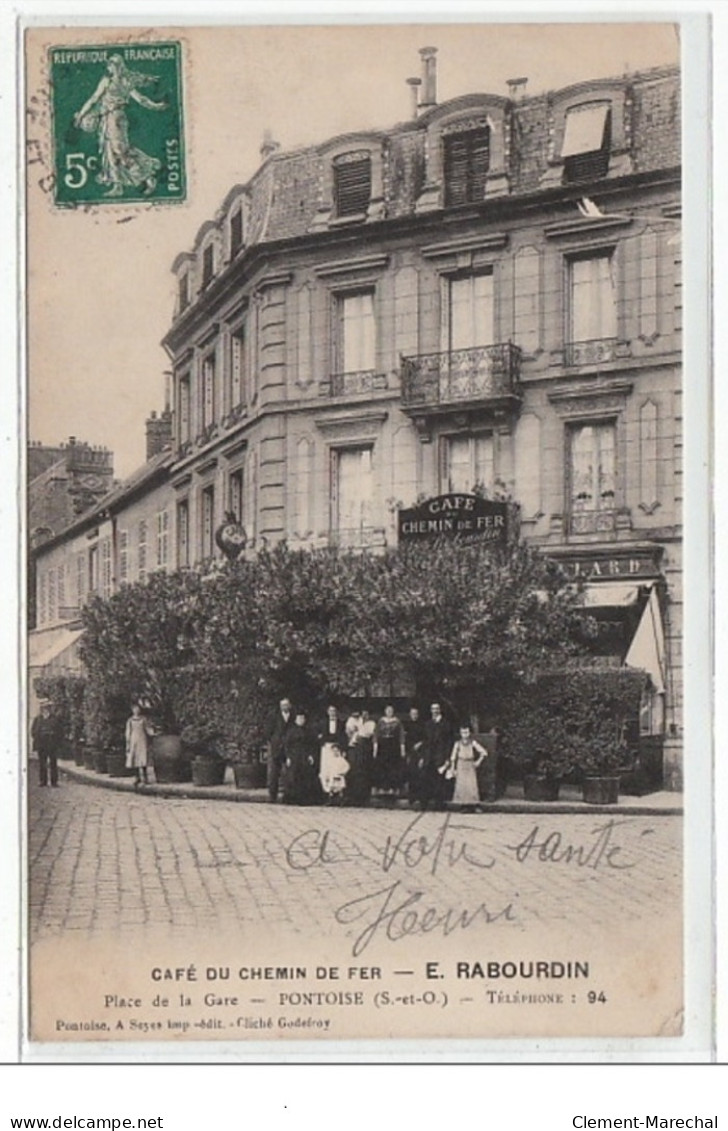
[{"left": 49, "top": 42, "right": 185, "bottom": 206}]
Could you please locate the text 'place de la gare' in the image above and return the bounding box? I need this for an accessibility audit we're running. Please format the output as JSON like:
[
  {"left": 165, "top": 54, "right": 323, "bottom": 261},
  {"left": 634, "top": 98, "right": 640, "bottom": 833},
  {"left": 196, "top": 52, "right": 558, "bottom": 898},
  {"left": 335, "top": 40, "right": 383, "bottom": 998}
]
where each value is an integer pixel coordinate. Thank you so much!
[{"left": 29, "top": 49, "right": 682, "bottom": 785}]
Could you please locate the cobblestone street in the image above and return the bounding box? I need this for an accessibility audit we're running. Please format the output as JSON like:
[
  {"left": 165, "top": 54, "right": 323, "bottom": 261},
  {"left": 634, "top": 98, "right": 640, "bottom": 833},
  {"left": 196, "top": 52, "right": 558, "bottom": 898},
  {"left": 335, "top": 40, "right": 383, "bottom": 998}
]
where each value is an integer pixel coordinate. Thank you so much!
[{"left": 29, "top": 772, "right": 682, "bottom": 949}]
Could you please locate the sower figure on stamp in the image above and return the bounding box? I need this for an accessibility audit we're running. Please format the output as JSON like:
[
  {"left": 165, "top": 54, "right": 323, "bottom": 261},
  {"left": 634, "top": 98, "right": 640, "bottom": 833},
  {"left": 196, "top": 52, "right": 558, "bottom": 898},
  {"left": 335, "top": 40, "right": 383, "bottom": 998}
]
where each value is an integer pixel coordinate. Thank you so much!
[
  {"left": 73, "top": 55, "right": 166, "bottom": 197},
  {"left": 413, "top": 701, "right": 453, "bottom": 810},
  {"left": 266, "top": 697, "right": 293, "bottom": 803},
  {"left": 31, "top": 700, "right": 62, "bottom": 787}
]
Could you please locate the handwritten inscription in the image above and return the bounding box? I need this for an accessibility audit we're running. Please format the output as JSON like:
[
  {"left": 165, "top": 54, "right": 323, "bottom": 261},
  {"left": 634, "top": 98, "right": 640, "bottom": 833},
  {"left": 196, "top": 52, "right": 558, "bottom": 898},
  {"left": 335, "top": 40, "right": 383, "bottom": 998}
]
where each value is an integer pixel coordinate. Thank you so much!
[
  {"left": 335, "top": 880, "right": 516, "bottom": 957},
  {"left": 506, "top": 820, "right": 637, "bottom": 871},
  {"left": 283, "top": 815, "right": 641, "bottom": 956}
]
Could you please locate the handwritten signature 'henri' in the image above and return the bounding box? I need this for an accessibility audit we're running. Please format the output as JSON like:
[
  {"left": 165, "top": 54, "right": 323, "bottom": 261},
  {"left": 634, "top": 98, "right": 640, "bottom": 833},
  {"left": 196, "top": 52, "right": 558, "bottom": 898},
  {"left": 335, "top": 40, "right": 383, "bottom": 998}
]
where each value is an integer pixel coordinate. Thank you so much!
[{"left": 334, "top": 879, "right": 517, "bottom": 957}]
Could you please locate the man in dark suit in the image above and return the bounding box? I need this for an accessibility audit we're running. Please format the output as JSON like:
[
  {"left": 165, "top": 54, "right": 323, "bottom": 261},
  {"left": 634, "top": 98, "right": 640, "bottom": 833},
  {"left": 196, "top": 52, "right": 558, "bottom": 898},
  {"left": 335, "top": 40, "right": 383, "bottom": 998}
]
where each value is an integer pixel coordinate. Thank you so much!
[
  {"left": 267, "top": 697, "right": 293, "bottom": 802},
  {"left": 414, "top": 701, "right": 453, "bottom": 810},
  {"left": 31, "top": 700, "right": 62, "bottom": 787}
]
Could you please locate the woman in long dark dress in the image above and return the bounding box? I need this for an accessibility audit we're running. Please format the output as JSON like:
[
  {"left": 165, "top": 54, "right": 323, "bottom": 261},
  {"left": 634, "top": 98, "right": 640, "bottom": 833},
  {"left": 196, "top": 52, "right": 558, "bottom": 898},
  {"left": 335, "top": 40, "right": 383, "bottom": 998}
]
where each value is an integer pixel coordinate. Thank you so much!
[
  {"left": 281, "top": 711, "right": 321, "bottom": 805},
  {"left": 373, "top": 705, "right": 406, "bottom": 793},
  {"left": 344, "top": 713, "right": 374, "bottom": 806}
]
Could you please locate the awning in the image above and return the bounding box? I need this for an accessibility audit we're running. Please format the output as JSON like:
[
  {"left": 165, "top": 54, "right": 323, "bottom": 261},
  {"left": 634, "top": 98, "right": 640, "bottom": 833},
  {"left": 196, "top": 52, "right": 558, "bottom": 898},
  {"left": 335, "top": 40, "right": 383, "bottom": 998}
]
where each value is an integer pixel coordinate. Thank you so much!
[
  {"left": 28, "top": 627, "right": 83, "bottom": 671},
  {"left": 625, "top": 586, "right": 666, "bottom": 695},
  {"left": 581, "top": 581, "right": 641, "bottom": 608},
  {"left": 562, "top": 102, "right": 610, "bottom": 157}
]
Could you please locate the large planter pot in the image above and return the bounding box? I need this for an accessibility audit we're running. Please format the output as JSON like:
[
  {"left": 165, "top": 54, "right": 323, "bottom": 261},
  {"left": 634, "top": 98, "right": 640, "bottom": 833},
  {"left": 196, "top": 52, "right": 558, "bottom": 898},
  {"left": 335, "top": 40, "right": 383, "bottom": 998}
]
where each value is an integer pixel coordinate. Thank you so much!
[
  {"left": 106, "top": 751, "right": 135, "bottom": 778},
  {"left": 151, "top": 734, "right": 192, "bottom": 784},
  {"left": 233, "top": 762, "right": 267, "bottom": 790},
  {"left": 93, "top": 750, "right": 109, "bottom": 774},
  {"left": 582, "top": 776, "right": 620, "bottom": 805},
  {"left": 523, "top": 774, "right": 561, "bottom": 802},
  {"left": 191, "top": 755, "right": 227, "bottom": 787}
]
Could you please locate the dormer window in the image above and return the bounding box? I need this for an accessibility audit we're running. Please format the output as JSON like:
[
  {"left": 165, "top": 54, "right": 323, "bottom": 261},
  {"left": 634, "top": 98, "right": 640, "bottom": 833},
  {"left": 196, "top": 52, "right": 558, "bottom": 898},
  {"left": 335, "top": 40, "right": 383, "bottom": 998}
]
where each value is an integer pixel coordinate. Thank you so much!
[
  {"left": 201, "top": 243, "right": 215, "bottom": 288},
  {"left": 230, "top": 208, "right": 243, "bottom": 256},
  {"left": 444, "top": 126, "right": 490, "bottom": 206},
  {"left": 333, "top": 152, "right": 372, "bottom": 219},
  {"left": 562, "top": 101, "right": 611, "bottom": 182}
]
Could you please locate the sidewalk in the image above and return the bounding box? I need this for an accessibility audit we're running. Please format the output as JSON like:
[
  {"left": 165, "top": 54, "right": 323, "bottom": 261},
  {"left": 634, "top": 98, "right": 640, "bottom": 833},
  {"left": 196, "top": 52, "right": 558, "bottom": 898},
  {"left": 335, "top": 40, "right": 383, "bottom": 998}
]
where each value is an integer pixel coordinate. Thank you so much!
[{"left": 53, "top": 758, "right": 683, "bottom": 815}]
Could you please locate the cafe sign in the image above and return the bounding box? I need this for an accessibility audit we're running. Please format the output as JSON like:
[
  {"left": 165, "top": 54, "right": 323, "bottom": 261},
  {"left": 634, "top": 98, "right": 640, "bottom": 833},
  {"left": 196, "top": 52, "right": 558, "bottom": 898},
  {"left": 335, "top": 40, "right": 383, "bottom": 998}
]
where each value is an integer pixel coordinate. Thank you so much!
[
  {"left": 398, "top": 494, "right": 508, "bottom": 545},
  {"left": 560, "top": 548, "right": 662, "bottom": 580}
]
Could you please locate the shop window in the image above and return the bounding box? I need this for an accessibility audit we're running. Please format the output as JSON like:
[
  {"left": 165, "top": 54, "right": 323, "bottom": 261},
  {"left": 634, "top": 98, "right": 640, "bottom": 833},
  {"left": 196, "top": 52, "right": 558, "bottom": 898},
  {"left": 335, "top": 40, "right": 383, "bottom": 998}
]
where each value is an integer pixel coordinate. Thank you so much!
[
  {"left": 568, "top": 421, "right": 616, "bottom": 533},
  {"left": 568, "top": 252, "right": 616, "bottom": 346},
  {"left": 336, "top": 290, "right": 375, "bottom": 374},
  {"left": 444, "top": 127, "right": 490, "bottom": 206},
  {"left": 331, "top": 446, "right": 373, "bottom": 546},
  {"left": 333, "top": 153, "right": 372, "bottom": 218},
  {"left": 562, "top": 102, "right": 611, "bottom": 183},
  {"left": 442, "top": 434, "right": 494, "bottom": 494}
]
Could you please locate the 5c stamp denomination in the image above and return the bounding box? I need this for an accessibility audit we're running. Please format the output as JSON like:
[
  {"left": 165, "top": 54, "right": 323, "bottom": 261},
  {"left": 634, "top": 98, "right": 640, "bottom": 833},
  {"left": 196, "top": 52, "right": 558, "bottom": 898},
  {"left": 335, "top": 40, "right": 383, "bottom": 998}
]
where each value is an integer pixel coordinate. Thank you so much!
[{"left": 49, "top": 42, "right": 185, "bottom": 206}]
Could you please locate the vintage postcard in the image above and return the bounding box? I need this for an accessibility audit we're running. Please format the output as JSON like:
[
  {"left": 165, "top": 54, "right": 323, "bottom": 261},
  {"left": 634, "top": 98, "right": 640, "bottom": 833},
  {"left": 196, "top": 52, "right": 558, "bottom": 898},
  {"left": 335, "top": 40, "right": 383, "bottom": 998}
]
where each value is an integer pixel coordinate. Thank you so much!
[{"left": 22, "top": 17, "right": 712, "bottom": 1058}]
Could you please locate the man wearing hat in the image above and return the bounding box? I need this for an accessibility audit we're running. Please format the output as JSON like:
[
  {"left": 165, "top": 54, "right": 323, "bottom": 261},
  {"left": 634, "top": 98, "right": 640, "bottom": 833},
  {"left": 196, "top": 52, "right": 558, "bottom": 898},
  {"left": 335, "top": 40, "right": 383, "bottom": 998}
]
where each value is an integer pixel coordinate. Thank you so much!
[{"left": 31, "top": 700, "right": 62, "bottom": 787}]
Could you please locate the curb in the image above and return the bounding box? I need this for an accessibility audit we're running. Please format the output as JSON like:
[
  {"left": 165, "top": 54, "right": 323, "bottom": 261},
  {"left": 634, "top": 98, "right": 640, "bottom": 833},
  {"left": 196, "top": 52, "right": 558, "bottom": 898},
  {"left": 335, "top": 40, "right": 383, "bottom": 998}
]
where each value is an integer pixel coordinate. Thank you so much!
[{"left": 57, "top": 761, "right": 683, "bottom": 816}]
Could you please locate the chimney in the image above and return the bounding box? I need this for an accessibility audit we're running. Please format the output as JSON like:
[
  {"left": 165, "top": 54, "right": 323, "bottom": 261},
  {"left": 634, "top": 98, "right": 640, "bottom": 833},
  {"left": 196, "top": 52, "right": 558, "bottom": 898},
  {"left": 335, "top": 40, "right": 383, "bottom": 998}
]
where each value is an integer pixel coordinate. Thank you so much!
[
  {"left": 260, "top": 129, "right": 280, "bottom": 160},
  {"left": 406, "top": 76, "right": 422, "bottom": 120},
  {"left": 419, "top": 46, "right": 438, "bottom": 111},
  {"left": 507, "top": 76, "right": 528, "bottom": 100},
  {"left": 145, "top": 407, "right": 173, "bottom": 461}
]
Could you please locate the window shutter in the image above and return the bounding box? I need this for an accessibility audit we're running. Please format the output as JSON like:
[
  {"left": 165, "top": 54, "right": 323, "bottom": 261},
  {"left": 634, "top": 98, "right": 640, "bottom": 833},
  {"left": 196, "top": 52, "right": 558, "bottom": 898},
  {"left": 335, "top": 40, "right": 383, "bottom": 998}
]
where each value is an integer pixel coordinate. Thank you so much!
[
  {"left": 230, "top": 209, "right": 243, "bottom": 255},
  {"left": 334, "top": 156, "right": 372, "bottom": 217},
  {"left": 444, "top": 128, "right": 490, "bottom": 206},
  {"left": 202, "top": 244, "right": 214, "bottom": 287}
]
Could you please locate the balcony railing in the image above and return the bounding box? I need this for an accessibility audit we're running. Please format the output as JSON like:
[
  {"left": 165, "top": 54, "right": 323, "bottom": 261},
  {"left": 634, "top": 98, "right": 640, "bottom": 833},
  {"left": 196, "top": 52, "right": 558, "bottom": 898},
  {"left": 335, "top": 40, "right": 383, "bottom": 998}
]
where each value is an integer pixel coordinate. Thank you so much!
[
  {"left": 401, "top": 343, "right": 521, "bottom": 411},
  {"left": 564, "top": 338, "right": 619, "bottom": 367},
  {"left": 321, "top": 370, "right": 388, "bottom": 397}
]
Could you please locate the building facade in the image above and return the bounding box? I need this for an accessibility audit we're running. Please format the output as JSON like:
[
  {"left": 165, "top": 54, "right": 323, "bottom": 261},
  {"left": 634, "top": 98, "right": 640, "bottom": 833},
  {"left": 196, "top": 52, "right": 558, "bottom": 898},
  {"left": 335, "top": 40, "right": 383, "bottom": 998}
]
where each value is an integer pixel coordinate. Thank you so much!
[{"left": 32, "top": 56, "right": 683, "bottom": 782}]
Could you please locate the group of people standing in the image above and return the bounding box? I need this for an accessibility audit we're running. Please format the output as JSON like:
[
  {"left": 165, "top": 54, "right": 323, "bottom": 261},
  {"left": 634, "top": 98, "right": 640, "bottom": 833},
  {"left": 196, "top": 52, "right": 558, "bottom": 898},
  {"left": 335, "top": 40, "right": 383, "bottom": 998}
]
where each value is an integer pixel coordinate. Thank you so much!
[{"left": 266, "top": 699, "right": 491, "bottom": 810}]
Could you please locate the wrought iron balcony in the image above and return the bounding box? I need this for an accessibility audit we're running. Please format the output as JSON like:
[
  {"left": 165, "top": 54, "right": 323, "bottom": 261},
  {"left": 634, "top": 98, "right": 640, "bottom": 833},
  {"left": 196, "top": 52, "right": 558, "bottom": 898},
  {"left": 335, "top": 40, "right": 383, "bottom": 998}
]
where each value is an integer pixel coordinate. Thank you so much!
[
  {"left": 400, "top": 343, "right": 522, "bottom": 414},
  {"left": 564, "top": 337, "right": 619, "bottom": 368},
  {"left": 320, "top": 370, "right": 388, "bottom": 397}
]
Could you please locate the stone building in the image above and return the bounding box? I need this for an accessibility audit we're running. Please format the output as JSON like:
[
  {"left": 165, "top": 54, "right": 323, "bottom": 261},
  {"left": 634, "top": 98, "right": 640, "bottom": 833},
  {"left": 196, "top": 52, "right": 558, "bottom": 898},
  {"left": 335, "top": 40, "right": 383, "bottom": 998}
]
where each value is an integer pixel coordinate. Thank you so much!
[{"left": 31, "top": 53, "right": 682, "bottom": 782}]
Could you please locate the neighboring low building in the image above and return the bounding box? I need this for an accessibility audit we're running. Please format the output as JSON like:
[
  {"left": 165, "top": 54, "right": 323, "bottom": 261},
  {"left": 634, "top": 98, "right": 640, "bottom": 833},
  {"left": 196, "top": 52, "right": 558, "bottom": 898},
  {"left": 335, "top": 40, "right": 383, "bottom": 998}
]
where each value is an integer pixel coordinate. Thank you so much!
[
  {"left": 30, "top": 51, "right": 683, "bottom": 784},
  {"left": 28, "top": 410, "right": 174, "bottom": 721}
]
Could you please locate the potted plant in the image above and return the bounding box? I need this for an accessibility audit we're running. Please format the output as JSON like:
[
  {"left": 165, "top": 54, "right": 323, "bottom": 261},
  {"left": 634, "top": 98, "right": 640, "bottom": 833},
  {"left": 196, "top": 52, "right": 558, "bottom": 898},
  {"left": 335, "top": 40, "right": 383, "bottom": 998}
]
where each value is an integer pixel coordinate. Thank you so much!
[
  {"left": 181, "top": 722, "right": 227, "bottom": 787},
  {"left": 564, "top": 670, "right": 646, "bottom": 805},
  {"left": 578, "top": 736, "right": 627, "bottom": 804},
  {"left": 498, "top": 678, "right": 575, "bottom": 801},
  {"left": 229, "top": 744, "right": 268, "bottom": 790}
]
